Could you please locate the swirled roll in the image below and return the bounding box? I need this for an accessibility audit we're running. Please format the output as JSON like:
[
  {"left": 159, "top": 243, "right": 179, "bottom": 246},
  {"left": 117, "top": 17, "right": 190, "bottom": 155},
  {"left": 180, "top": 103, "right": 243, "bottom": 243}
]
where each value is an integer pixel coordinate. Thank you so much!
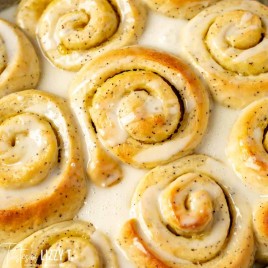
[
  {"left": 253, "top": 201, "right": 268, "bottom": 262},
  {"left": 227, "top": 98, "right": 268, "bottom": 193},
  {"left": 2, "top": 220, "right": 118, "bottom": 267},
  {"left": 18, "top": 0, "right": 146, "bottom": 71},
  {"left": 118, "top": 155, "right": 255, "bottom": 267},
  {"left": 69, "top": 46, "right": 209, "bottom": 187},
  {"left": 0, "top": 19, "right": 39, "bottom": 98},
  {"left": 0, "top": 90, "right": 86, "bottom": 244},
  {"left": 182, "top": 0, "right": 268, "bottom": 109},
  {"left": 142, "top": 0, "right": 220, "bottom": 19}
]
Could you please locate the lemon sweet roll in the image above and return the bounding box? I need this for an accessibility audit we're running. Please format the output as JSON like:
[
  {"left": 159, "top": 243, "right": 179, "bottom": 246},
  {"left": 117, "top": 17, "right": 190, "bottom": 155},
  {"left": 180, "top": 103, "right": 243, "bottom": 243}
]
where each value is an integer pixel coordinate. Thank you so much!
[
  {"left": 69, "top": 46, "right": 210, "bottom": 187},
  {"left": 17, "top": 0, "right": 147, "bottom": 71},
  {"left": 182, "top": 0, "right": 268, "bottom": 108},
  {"left": 118, "top": 155, "right": 255, "bottom": 268},
  {"left": 0, "top": 90, "right": 86, "bottom": 245}
]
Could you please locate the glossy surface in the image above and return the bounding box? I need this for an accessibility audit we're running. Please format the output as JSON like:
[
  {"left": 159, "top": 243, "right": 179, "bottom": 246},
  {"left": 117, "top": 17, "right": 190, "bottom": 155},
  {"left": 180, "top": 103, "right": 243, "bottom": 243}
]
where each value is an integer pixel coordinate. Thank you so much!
[{"left": 0, "top": 4, "right": 267, "bottom": 268}]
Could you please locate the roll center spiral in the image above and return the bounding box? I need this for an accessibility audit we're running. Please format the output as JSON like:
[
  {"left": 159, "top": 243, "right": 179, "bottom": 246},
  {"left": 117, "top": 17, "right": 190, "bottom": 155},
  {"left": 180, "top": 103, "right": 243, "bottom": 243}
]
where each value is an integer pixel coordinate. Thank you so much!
[
  {"left": 206, "top": 10, "right": 267, "bottom": 75},
  {"left": 160, "top": 173, "right": 214, "bottom": 236},
  {"left": 57, "top": 0, "right": 118, "bottom": 51},
  {"left": 0, "top": 113, "right": 58, "bottom": 188},
  {"left": 225, "top": 11, "right": 263, "bottom": 49},
  {"left": 91, "top": 70, "right": 181, "bottom": 145}
]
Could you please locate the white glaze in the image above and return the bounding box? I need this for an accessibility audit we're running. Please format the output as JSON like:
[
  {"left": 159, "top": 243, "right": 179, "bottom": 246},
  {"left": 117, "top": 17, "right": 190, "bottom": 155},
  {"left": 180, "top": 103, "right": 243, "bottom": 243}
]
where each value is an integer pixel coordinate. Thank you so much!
[
  {"left": 0, "top": 5, "right": 265, "bottom": 268},
  {"left": 134, "top": 134, "right": 193, "bottom": 163}
]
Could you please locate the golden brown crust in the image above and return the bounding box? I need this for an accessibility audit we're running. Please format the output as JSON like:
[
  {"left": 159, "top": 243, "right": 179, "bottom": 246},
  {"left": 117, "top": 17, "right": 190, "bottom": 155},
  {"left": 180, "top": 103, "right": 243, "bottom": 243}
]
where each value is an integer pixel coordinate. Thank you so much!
[
  {"left": 119, "top": 219, "right": 167, "bottom": 268},
  {"left": 0, "top": 90, "right": 87, "bottom": 244},
  {"left": 142, "top": 0, "right": 220, "bottom": 19},
  {"left": 70, "top": 46, "right": 209, "bottom": 187},
  {"left": 118, "top": 155, "right": 255, "bottom": 267},
  {"left": 182, "top": 0, "right": 268, "bottom": 108}
]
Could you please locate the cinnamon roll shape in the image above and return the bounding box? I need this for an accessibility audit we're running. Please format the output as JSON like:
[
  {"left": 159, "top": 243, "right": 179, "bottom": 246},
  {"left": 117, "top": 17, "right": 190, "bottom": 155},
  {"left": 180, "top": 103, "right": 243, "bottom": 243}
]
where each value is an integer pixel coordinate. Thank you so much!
[
  {"left": 0, "top": 19, "right": 39, "bottom": 98},
  {"left": 2, "top": 220, "right": 118, "bottom": 267},
  {"left": 142, "top": 0, "right": 220, "bottom": 19},
  {"left": 118, "top": 155, "right": 255, "bottom": 268},
  {"left": 0, "top": 90, "right": 86, "bottom": 244},
  {"left": 18, "top": 0, "right": 146, "bottom": 71},
  {"left": 227, "top": 98, "right": 268, "bottom": 193},
  {"left": 182, "top": 0, "right": 268, "bottom": 109},
  {"left": 69, "top": 46, "right": 209, "bottom": 187}
]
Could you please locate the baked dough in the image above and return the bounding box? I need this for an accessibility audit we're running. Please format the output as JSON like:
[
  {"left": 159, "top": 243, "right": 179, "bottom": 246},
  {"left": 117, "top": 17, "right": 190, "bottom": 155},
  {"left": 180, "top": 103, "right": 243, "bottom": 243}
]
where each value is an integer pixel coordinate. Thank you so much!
[
  {"left": 0, "top": 19, "right": 39, "bottom": 97},
  {"left": 182, "top": 0, "right": 268, "bottom": 108},
  {"left": 118, "top": 155, "right": 255, "bottom": 267},
  {"left": 0, "top": 90, "right": 86, "bottom": 245},
  {"left": 227, "top": 98, "right": 268, "bottom": 193},
  {"left": 17, "top": 0, "right": 53, "bottom": 36},
  {"left": 2, "top": 220, "right": 118, "bottom": 267},
  {"left": 253, "top": 201, "right": 268, "bottom": 262},
  {"left": 142, "top": 0, "right": 220, "bottom": 19},
  {"left": 69, "top": 46, "right": 209, "bottom": 187},
  {"left": 18, "top": 0, "right": 147, "bottom": 71},
  {"left": 227, "top": 98, "right": 268, "bottom": 262}
]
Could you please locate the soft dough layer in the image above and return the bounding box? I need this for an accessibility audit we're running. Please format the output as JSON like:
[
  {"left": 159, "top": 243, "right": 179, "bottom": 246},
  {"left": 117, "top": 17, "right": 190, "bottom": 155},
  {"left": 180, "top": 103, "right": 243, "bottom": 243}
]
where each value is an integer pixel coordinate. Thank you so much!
[
  {"left": 2, "top": 220, "right": 118, "bottom": 267},
  {"left": 118, "top": 155, "right": 255, "bottom": 267},
  {"left": 227, "top": 98, "right": 268, "bottom": 193},
  {"left": 0, "top": 90, "right": 86, "bottom": 245},
  {"left": 17, "top": 0, "right": 146, "bottom": 71},
  {"left": 182, "top": 0, "right": 268, "bottom": 108},
  {"left": 0, "top": 19, "right": 39, "bottom": 97},
  {"left": 69, "top": 46, "right": 210, "bottom": 187},
  {"left": 142, "top": 0, "right": 220, "bottom": 19},
  {"left": 227, "top": 98, "right": 268, "bottom": 262}
]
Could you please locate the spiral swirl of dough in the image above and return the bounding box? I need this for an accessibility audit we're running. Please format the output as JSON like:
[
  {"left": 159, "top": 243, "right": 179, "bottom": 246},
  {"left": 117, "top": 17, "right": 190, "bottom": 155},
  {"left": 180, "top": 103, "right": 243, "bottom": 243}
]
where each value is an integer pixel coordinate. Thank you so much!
[
  {"left": 182, "top": 0, "right": 268, "bottom": 108},
  {"left": 18, "top": 0, "right": 146, "bottom": 71},
  {"left": 0, "top": 19, "right": 39, "bottom": 98},
  {"left": 0, "top": 90, "right": 86, "bottom": 245},
  {"left": 118, "top": 155, "right": 255, "bottom": 267},
  {"left": 2, "top": 220, "right": 118, "bottom": 267},
  {"left": 70, "top": 46, "right": 209, "bottom": 187},
  {"left": 142, "top": 0, "right": 220, "bottom": 19},
  {"left": 227, "top": 98, "right": 268, "bottom": 193}
]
